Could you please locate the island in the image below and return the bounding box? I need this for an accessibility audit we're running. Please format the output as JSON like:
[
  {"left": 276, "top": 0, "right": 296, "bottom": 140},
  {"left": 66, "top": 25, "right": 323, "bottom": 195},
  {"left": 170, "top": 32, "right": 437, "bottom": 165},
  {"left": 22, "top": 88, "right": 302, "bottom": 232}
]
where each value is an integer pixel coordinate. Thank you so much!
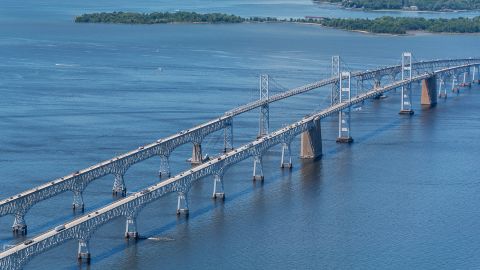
[
  {"left": 75, "top": 12, "right": 480, "bottom": 35},
  {"left": 318, "top": 0, "right": 480, "bottom": 11}
]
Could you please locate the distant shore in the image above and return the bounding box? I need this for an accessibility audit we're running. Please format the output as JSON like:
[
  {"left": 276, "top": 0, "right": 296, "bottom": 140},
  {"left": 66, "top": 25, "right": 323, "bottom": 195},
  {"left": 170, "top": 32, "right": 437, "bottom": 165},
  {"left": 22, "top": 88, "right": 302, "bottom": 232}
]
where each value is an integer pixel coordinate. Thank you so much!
[
  {"left": 315, "top": 0, "right": 480, "bottom": 12},
  {"left": 75, "top": 11, "right": 480, "bottom": 35}
]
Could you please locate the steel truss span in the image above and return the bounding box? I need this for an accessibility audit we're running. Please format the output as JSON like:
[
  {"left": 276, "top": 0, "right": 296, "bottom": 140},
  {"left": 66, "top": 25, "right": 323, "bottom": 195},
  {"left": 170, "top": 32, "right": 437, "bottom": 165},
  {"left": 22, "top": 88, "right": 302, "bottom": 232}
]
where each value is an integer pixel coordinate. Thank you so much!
[
  {"left": 2, "top": 57, "right": 478, "bottom": 225},
  {"left": 1, "top": 56, "right": 479, "bottom": 269}
]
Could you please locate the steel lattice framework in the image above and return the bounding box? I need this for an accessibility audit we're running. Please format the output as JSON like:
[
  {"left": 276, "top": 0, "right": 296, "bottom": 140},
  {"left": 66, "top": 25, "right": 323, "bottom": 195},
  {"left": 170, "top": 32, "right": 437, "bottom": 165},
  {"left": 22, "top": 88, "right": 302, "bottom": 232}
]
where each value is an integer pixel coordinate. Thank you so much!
[
  {"left": 1, "top": 57, "right": 479, "bottom": 234},
  {"left": 1, "top": 60, "right": 479, "bottom": 270}
]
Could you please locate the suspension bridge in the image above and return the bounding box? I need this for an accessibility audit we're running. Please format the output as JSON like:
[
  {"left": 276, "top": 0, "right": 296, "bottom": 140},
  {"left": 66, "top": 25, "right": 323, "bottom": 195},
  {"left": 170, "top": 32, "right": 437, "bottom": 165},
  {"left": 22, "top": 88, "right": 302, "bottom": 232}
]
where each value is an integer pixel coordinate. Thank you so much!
[{"left": 0, "top": 53, "right": 479, "bottom": 269}]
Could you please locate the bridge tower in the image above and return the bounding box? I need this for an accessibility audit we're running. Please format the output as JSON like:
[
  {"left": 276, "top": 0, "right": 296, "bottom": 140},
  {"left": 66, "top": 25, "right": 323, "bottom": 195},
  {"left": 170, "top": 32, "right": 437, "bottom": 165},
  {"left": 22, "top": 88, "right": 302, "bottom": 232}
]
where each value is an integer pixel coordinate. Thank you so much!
[
  {"left": 399, "top": 52, "right": 414, "bottom": 115},
  {"left": 331, "top": 56, "right": 340, "bottom": 106},
  {"left": 336, "top": 71, "right": 354, "bottom": 143},
  {"left": 258, "top": 74, "right": 269, "bottom": 138},
  {"left": 223, "top": 118, "right": 234, "bottom": 153}
]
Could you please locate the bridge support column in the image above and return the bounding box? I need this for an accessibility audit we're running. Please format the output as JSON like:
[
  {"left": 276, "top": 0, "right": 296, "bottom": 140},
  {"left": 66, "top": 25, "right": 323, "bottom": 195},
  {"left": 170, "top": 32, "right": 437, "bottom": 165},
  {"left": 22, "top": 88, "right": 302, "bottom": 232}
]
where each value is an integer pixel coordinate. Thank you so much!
[
  {"left": 223, "top": 120, "right": 234, "bottom": 153},
  {"left": 159, "top": 155, "right": 170, "bottom": 178},
  {"left": 252, "top": 155, "right": 264, "bottom": 181},
  {"left": 420, "top": 75, "right": 437, "bottom": 106},
  {"left": 399, "top": 52, "right": 414, "bottom": 115},
  {"left": 280, "top": 142, "right": 292, "bottom": 169},
  {"left": 258, "top": 74, "right": 269, "bottom": 138},
  {"left": 12, "top": 212, "right": 27, "bottom": 235},
  {"left": 438, "top": 77, "right": 447, "bottom": 99},
  {"left": 460, "top": 71, "right": 471, "bottom": 87},
  {"left": 176, "top": 192, "right": 189, "bottom": 216},
  {"left": 331, "top": 56, "right": 340, "bottom": 105},
  {"left": 336, "top": 110, "right": 353, "bottom": 143},
  {"left": 452, "top": 76, "right": 460, "bottom": 94},
  {"left": 212, "top": 174, "right": 225, "bottom": 199},
  {"left": 472, "top": 66, "right": 476, "bottom": 83},
  {"left": 125, "top": 216, "right": 138, "bottom": 239},
  {"left": 77, "top": 239, "right": 91, "bottom": 263},
  {"left": 72, "top": 190, "right": 84, "bottom": 211},
  {"left": 191, "top": 142, "right": 203, "bottom": 165},
  {"left": 473, "top": 65, "right": 480, "bottom": 84},
  {"left": 112, "top": 173, "right": 126, "bottom": 196},
  {"left": 337, "top": 71, "right": 354, "bottom": 143},
  {"left": 300, "top": 117, "right": 322, "bottom": 159}
]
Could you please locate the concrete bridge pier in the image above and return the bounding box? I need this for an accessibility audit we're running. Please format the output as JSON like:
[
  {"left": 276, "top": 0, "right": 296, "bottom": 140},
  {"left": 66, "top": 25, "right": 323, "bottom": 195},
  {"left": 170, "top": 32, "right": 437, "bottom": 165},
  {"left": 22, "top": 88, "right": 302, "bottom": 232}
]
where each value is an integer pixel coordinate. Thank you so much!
[
  {"left": 252, "top": 155, "right": 264, "bottom": 181},
  {"left": 77, "top": 239, "right": 91, "bottom": 263},
  {"left": 72, "top": 190, "right": 84, "bottom": 211},
  {"left": 191, "top": 142, "right": 203, "bottom": 165},
  {"left": 12, "top": 212, "right": 27, "bottom": 235},
  {"left": 125, "top": 216, "right": 138, "bottom": 239},
  {"left": 300, "top": 117, "right": 323, "bottom": 159},
  {"left": 280, "top": 142, "right": 292, "bottom": 169},
  {"left": 176, "top": 192, "right": 189, "bottom": 216},
  {"left": 112, "top": 172, "right": 126, "bottom": 196},
  {"left": 212, "top": 174, "right": 225, "bottom": 199},
  {"left": 159, "top": 155, "right": 171, "bottom": 178},
  {"left": 421, "top": 75, "right": 437, "bottom": 106}
]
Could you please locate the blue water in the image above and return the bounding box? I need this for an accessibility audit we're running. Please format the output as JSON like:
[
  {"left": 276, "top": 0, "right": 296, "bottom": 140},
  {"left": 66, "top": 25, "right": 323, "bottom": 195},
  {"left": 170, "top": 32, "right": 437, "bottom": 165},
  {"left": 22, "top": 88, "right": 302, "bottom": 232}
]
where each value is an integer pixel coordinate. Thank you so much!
[{"left": 1, "top": 0, "right": 480, "bottom": 269}]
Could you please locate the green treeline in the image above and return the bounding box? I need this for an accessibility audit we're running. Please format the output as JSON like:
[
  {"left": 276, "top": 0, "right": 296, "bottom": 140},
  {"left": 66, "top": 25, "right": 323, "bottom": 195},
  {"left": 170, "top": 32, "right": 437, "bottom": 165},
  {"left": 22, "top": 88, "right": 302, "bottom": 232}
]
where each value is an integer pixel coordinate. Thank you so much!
[
  {"left": 75, "top": 11, "right": 286, "bottom": 24},
  {"left": 320, "top": 0, "right": 480, "bottom": 11},
  {"left": 312, "top": 16, "right": 480, "bottom": 34},
  {"left": 75, "top": 12, "right": 480, "bottom": 35},
  {"left": 75, "top": 11, "right": 245, "bottom": 24}
]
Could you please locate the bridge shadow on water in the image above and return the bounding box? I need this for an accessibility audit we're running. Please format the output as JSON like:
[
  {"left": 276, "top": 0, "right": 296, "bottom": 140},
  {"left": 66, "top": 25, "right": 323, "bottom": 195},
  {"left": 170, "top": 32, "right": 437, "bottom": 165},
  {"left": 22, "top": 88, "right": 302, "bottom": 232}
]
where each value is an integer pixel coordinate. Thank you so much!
[
  {"left": 63, "top": 114, "right": 412, "bottom": 269},
  {"left": 71, "top": 119, "right": 408, "bottom": 268}
]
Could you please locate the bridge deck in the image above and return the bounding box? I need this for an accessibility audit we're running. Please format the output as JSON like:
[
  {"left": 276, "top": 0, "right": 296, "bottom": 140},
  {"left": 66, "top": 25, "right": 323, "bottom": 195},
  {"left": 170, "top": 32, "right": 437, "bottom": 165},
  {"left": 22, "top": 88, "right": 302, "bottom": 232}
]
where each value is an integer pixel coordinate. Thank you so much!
[
  {"left": 1, "top": 62, "right": 477, "bottom": 263},
  {"left": 1, "top": 58, "right": 479, "bottom": 218}
]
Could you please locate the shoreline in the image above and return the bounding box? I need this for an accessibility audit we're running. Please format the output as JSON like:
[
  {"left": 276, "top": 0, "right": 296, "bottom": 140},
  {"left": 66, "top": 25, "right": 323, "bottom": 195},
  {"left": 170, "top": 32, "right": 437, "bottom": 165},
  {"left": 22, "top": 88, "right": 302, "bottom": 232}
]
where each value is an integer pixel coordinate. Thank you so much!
[
  {"left": 76, "top": 19, "right": 480, "bottom": 37},
  {"left": 315, "top": 1, "right": 480, "bottom": 13},
  {"left": 74, "top": 12, "right": 480, "bottom": 36}
]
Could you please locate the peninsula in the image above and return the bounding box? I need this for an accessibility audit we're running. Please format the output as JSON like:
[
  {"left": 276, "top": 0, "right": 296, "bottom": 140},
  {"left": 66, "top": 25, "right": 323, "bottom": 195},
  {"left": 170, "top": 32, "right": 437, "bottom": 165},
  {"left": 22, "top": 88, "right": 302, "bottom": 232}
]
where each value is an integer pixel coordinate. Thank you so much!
[{"left": 75, "top": 12, "right": 480, "bottom": 35}]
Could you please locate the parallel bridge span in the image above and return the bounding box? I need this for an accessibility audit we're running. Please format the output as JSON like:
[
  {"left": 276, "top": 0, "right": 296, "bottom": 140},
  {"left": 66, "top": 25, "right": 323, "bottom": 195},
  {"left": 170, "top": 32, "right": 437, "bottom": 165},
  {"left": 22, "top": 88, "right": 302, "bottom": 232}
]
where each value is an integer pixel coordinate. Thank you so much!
[
  {"left": 1, "top": 61, "right": 478, "bottom": 270},
  {"left": 1, "top": 56, "right": 479, "bottom": 236}
]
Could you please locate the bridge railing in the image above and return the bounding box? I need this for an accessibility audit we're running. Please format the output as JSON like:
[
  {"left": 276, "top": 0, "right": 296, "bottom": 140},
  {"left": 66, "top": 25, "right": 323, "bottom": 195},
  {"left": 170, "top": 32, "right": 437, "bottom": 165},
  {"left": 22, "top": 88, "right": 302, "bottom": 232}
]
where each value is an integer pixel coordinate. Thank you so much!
[
  {"left": 2, "top": 62, "right": 479, "bottom": 270},
  {"left": 1, "top": 58, "right": 478, "bottom": 237}
]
